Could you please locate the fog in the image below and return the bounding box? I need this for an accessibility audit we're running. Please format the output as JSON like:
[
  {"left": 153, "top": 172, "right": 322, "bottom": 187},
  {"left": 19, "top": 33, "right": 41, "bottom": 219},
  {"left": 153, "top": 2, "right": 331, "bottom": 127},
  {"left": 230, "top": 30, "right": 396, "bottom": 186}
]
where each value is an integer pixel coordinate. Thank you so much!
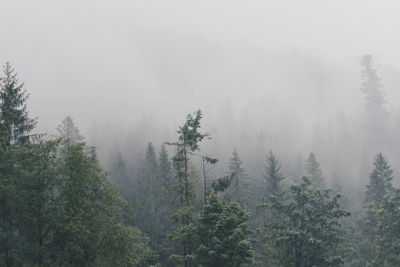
[{"left": 2, "top": 0, "right": 400, "bottom": 189}]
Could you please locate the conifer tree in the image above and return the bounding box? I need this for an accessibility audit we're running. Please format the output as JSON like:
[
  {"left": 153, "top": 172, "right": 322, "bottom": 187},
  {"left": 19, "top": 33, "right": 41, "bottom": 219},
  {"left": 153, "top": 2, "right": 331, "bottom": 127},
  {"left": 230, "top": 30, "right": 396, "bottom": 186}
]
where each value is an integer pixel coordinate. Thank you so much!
[
  {"left": 192, "top": 194, "right": 254, "bottom": 266},
  {"left": 109, "top": 152, "right": 132, "bottom": 200},
  {"left": 268, "top": 177, "right": 350, "bottom": 266},
  {"left": 360, "top": 55, "right": 386, "bottom": 118},
  {"left": 168, "top": 110, "right": 209, "bottom": 267},
  {"left": 135, "top": 143, "right": 160, "bottom": 242},
  {"left": 0, "top": 62, "right": 37, "bottom": 147},
  {"left": 158, "top": 144, "right": 179, "bottom": 266},
  {"left": 56, "top": 116, "right": 84, "bottom": 143},
  {"left": 264, "top": 151, "right": 285, "bottom": 199},
  {"left": 359, "top": 153, "right": 394, "bottom": 264},
  {"left": 223, "top": 149, "right": 249, "bottom": 206},
  {"left": 0, "top": 63, "right": 37, "bottom": 266},
  {"left": 370, "top": 189, "right": 400, "bottom": 266},
  {"left": 365, "top": 153, "right": 394, "bottom": 206},
  {"left": 159, "top": 144, "right": 173, "bottom": 190},
  {"left": 306, "top": 152, "right": 325, "bottom": 188}
]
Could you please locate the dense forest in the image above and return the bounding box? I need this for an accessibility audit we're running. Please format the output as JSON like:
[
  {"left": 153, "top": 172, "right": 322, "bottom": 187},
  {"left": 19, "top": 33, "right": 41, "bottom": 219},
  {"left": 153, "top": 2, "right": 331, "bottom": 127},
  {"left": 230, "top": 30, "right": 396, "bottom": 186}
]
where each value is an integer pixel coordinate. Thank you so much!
[{"left": 1, "top": 54, "right": 400, "bottom": 267}]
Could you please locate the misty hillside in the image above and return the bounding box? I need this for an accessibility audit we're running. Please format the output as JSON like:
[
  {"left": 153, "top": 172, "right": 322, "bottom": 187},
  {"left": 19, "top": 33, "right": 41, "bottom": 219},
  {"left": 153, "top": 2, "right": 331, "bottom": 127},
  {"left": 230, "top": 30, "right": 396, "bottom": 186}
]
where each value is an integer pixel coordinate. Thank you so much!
[{"left": 2, "top": 1, "right": 400, "bottom": 266}]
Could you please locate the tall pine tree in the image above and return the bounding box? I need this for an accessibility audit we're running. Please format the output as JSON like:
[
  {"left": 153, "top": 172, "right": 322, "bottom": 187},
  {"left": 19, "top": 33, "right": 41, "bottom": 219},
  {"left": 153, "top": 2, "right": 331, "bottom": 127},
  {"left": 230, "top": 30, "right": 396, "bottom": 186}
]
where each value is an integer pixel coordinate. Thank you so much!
[
  {"left": 0, "top": 63, "right": 37, "bottom": 266},
  {"left": 0, "top": 62, "right": 36, "bottom": 147},
  {"left": 365, "top": 153, "right": 394, "bottom": 206},
  {"left": 168, "top": 110, "right": 209, "bottom": 267}
]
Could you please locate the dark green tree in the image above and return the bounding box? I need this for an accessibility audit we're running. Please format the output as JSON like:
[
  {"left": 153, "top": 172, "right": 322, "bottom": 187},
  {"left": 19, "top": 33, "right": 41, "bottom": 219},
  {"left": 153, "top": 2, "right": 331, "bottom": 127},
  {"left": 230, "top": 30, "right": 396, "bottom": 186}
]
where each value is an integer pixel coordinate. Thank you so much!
[
  {"left": 370, "top": 189, "right": 400, "bottom": 266},
  {"left": 49, "top": 142, "right": 158, "bottom": 266},
  {"left": 0, "top": 62, "right": 37, "bottom": 147},
  {"left": 0, "top": 63, "right": 37, "bottom": 266},
  {"left": 192, "top": 194, "right": 254, "bottom": 266},
  {"left": 365, "top": 153, "right": 394, "bottom": 206},
  {"left": 358, "top": 153, "right": 395, "bottom": 265},
  {"left": 168, "top": 109, "right": 209, "bottom": 266},
  {"left": 158, "top": 144, "right": 179, "bottom": 266},
  {"left": 267, "top": 177, "right": 350, "bottom": 267},
  {"left": 135, "top": 143, "right": 161, "bottom": 243}
]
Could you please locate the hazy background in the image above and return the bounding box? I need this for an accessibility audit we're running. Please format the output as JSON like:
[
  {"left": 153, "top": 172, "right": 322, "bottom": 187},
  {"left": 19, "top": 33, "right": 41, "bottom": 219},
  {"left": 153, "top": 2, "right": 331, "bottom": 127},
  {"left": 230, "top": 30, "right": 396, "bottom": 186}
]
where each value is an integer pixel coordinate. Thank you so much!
[{"left": 2, "top": 0, "right": 400, "bottom": 188}]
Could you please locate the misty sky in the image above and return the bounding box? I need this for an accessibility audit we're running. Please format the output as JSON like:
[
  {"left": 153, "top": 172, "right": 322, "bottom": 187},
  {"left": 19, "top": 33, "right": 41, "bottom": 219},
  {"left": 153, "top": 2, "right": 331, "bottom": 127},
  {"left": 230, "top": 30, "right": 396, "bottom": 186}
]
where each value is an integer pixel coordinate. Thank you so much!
[{"left": 2, "top": 0, "right": 400, "bottom": 138}]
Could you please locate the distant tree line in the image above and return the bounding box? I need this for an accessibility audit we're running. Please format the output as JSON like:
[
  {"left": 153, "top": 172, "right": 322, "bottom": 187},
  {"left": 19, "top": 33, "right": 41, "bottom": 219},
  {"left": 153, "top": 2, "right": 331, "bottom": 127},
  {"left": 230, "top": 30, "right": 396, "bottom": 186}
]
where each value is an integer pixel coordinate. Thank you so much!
[{"left": 1, "top": 55, "right": 400, "bottom": 266}]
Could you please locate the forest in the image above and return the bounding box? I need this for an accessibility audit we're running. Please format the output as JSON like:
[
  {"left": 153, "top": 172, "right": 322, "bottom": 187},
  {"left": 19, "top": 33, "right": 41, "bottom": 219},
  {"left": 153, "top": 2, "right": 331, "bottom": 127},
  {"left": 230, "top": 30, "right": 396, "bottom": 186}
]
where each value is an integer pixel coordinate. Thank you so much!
[
  {"left": 4, "top": 2, "right": 400, "bottom": 266},
  {"left": 0, "top": 54, "right": 400, "bottom": 267}
]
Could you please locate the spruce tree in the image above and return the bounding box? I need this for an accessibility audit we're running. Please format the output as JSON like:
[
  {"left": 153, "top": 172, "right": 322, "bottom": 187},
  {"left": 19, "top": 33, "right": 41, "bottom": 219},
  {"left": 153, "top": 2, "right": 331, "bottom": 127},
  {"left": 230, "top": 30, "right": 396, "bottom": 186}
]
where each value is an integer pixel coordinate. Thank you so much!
[
  {"left": 168, "top": 110, "right": 209, "bottom": 267},
  {"left": 370, "top": 189, "right": 400, "bottom": 266},
  {"left": 268, "top": 177, "right": 350, "bottom": 266},
  {"left": 360, "top": 55, "right": 386, "bottom": 118},
  {"left": 223, "top": 149, "right": 249, "bottom": 206},
  {"left": 360, "top": 153, "right": 394, "bottom": 264},
  {"left": 56, "top": 116, "right": 84, "bottom": 143},
  {"left": 135, "top": 143, "right": 160, "bottom": 243},
  {"left": 264, "top": 151, "right": 285, "bottom": 199},
  {"left": 306, "top": 152, "right": 325, "bottom": 188},
  {"left": 158, "top": 144, "right": 178, "bottom": 266},
  {"left": 0, "top": 62, "right": 37, "bottom": 147},
  {"left": 0, "top": 63, "right": 37, "bottom": 266},
  {"left": 192, "top": 194, "right": 254, "bottom": 266},
  {"left": 109, "top": 152, "right": 132, "bottom": 201},
  {"left": 365, "top": 153, "right": 393, "bottom": 206}
]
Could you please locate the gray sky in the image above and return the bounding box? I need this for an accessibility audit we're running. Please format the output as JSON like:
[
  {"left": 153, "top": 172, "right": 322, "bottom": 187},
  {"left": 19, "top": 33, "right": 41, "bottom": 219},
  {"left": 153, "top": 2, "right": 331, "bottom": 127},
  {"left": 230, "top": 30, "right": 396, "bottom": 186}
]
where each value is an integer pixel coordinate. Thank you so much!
[{"left": 1, "top": 0, "right": 400, "bottom": 135}]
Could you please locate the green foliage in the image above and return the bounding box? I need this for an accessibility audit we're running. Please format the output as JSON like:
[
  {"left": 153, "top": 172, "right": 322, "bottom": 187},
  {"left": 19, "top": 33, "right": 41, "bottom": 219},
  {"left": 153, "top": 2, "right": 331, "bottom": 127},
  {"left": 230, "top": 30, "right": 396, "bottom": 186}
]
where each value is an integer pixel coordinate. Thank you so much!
[
  {"left": 192, "top": 194, "right": 254, "bottom": 267},
  {"left": 168, "top": 109, "right": 210, "bottom": 266},
  {"left": 132, "top": 143, "right": 177, "bottom": 266},
  {"left": 0, "top": 62, "right": 37, "bottom": 147},
  {"left": 369, "top": 189, "right": 400, "bottom": 266},
  {"left": 357, "top": 153, "right": 395, "bottom": 265},
  {"left": 365, "top": 153, "right": 393, "bottom": 206},
  {"left": 177, "top": 109, "right": 209, "bottom": 151},
  {"left": 211, "top": 173, "right": 234, "bottom": 194},
  {"left": 267, "top": 177, "right": 351, "bottom": 267}
]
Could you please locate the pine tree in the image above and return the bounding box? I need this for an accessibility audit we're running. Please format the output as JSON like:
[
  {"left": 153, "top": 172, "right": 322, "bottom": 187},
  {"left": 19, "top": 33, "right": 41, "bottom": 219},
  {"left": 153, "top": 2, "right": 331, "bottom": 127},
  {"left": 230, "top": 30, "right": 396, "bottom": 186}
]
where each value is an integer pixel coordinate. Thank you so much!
[
  {"left": 306, "top": 152, "right": 325, "bottom": 188},
  {"left": 365, "top": 153, "right": 393, "bottom": 206},
  {"left": 56, "top": 116, "right": 84, "bottom": 143},
  {"left": 0, "top": 63, "right": 37, "bottom": 266},
  {"left": 360, "top": 55, "right": 386, "bottom": 118},
  {"left": 159, "top": 145, "right": 173, "bottom": 190},
  {"left": 192, "top": 194, "right": 254, "bottom": 266},
  {"left": 359, "top": 153, "right": 395, "bottom": 265},
  {"left": 135, "top": 143, "right": 160, "bottom": 243},
  {"left": 49, "top": 142, "right": 158, "bottom": 266},
  {"left": 109, "top": 152, "right": 132, "bottom": 200},
  {"left": 168, "top": 110, "right": 209, "bottom": 267},
  {"left": 223, "top": 149, "right": 249, "bottom": 206},
  {"left": 370, "top": 189, "right": 400, "bottom": 266},
  {"left": 264, "top": 151, "right": 285, "bottom": 198},
  {"left": 268, "top": 177, "right": 350, "bottom": 266},
  {"left": 158, "top": 144, "right": 179, "bottom": 266},
  {"left": 0, "top": 62, "right": 37, "bottom": 147}
]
